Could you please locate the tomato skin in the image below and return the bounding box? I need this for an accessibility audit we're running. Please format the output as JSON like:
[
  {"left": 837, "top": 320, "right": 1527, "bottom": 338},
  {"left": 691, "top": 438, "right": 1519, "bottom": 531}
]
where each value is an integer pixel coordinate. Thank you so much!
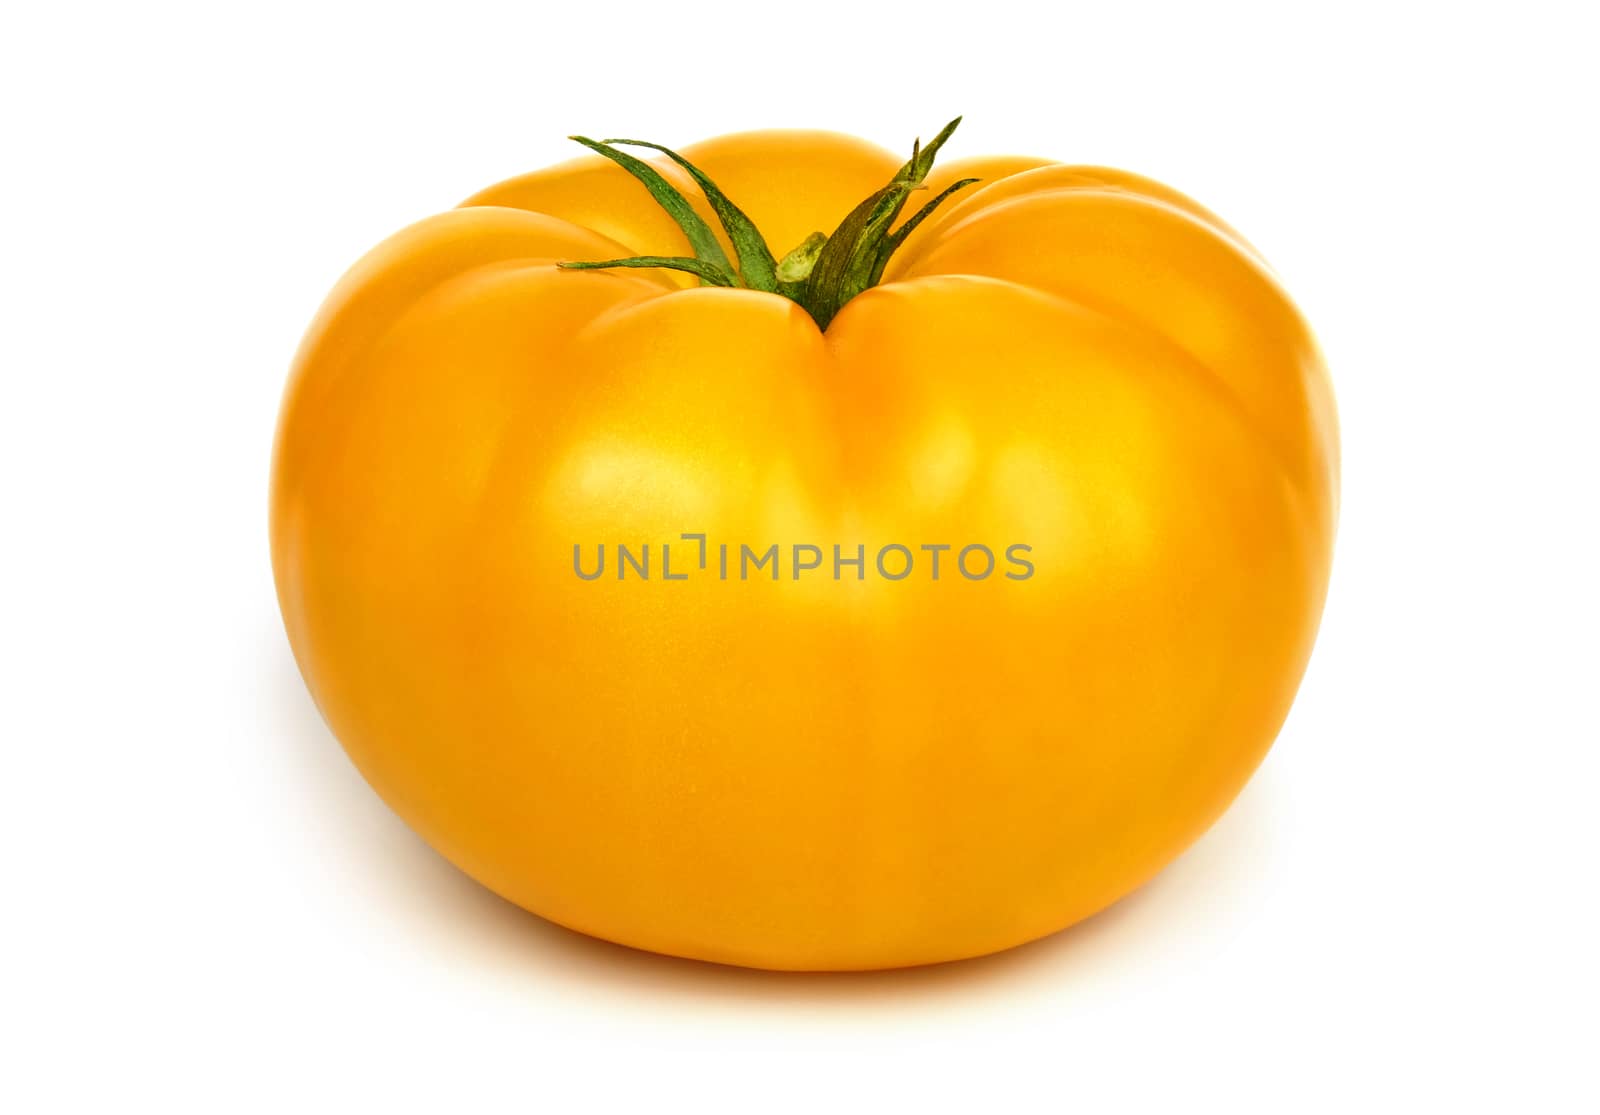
[{"left": 271, "top": 130, "right": 1337, "bottom": 970}]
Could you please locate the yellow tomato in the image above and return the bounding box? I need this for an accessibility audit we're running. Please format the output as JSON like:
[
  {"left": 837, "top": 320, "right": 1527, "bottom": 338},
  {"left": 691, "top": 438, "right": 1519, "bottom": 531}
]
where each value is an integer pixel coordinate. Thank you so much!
[{"left": 271, "top": 123, "right": 1337, "bottom": 970}]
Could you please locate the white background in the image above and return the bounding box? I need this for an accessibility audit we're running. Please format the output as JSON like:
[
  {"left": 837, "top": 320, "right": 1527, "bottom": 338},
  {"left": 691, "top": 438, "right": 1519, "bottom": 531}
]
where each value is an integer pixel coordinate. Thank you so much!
[{"left": 3, "top": 1, "right": 1596, "bottom": 1109}]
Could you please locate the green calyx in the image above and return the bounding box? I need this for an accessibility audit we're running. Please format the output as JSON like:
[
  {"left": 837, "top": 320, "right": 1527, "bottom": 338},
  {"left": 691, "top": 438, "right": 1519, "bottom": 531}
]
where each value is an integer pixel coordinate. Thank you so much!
[{"left": 558, "top": 118, "right": 978, "bottom": 330}]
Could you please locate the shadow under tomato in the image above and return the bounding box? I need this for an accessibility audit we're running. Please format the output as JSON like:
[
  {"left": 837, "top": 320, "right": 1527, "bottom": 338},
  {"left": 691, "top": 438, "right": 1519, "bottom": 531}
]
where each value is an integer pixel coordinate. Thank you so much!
[{"left": 267, "top": 636, "right": 1279, "bottom": 1008}]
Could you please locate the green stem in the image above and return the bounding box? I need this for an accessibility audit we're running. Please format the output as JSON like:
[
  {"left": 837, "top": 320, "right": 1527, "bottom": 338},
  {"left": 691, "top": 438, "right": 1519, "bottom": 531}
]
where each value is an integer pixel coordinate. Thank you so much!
[
  {"left": 872, "top": 177, "right": 981, "bottom": 285},
  {"left": 567, "top": 136, "right": 735, "bottom": 285},
  {"left": 559, "top": 256, "right": 737, "bottom": 286},
  {"left": 556, "top": 119, "right": 977, "bottom": 329},
  {"left": 775, "top": 231, "right": 828, "bottom": 301},
  {"left": 801, "top": 117, "right": 969, "bottom": 329},
  {"left": 603, "top": 138, "right": 780, "bottom": 292}
]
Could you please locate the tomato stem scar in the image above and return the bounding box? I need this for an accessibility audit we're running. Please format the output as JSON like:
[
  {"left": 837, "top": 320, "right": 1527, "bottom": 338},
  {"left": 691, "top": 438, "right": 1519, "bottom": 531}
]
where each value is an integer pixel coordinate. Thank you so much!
[{"left": 557, "top": 119, "right": 980, "bottom": 330}]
